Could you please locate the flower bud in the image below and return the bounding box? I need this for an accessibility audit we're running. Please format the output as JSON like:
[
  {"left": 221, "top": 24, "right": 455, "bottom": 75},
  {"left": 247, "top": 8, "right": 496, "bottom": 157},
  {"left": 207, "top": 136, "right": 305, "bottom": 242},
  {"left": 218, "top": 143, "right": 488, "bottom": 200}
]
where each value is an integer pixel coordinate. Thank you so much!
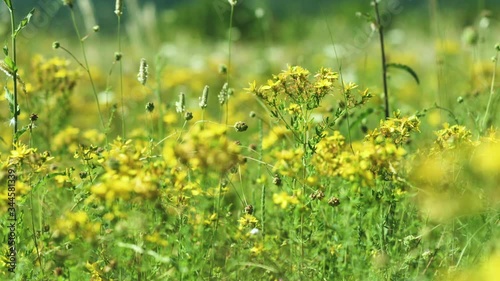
[
  {"left": 176, "top": 92, "right": 186, "bottom": 113},
  {"left": 145, "top": 102, "right": 155, "bottom": 112},
  {"left": 199, "top": 85, "right": 209, "bottom": 109},
  {"left": 234, "top": 121, "right": 248, "bottom": 132},
  {"left": 115, "top": 0, "right": 123, "bottom": 16},
  {"left": 137, "top": 58, "right": 148, "bottom": 86}
]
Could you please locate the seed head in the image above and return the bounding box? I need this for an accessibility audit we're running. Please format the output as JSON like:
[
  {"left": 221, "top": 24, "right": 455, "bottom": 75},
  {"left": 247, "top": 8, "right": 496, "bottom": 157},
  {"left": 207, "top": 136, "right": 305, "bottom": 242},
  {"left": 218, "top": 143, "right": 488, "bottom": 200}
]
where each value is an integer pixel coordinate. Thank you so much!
[
  {"left": 218, "top": 82, "right": 229, "bottom": 105},
  {"left": 184, "top": 111, "right": 193, "bottom": 121},
  {"left": 63, "top": 0, "right": 73, "bottom": 8},
  {"left": 137, "top": 58, "right": 148, "bottom": 86},
  {"left": 30, "top": 113, "right": 39, "bottom": 122},
  {"left": 114, "top": 52, "right": 122, "bottom": 61},
  {"left": 462, "top": 26, "right": 478, "bottom": 46},
  {"left": 145, "top": 102, "right": 155, "bottom": 112},
  {"left": 234, "top": 121, "right": 248, "bottom": 132},
  {"left": 176, "top": 92, "right": 186, "bottom": 113},
  {"left": 273, "top": 174, "right": 282, "bottom": 186},
  {"left": 199, "top": 85, "right": 209, "bottom": 109},
  {"left": 244, "top": 205, "right": 254, "bottom": 215},
  {"left": 93, "top": 25, "right": 100, "bottom": 32},
  {"left": 79, "top": 171, "right": 88, "bottom": 179},
  {"left": 328, "top": 197, "right": 340, "bottom": 207},
  {"left": 310, "top": 190, "right": 325, "bottom": 200},
  {"left": 219, "top": 64, "right": 227, "bottom": 75},
  {"left": 115, "top": 0, "right": 123, "bottom": 16},
  {"left": 54, "top": 267, "right": 64, "bottom": 277},
  {"left": 228, "top": 0, "right": 237, "bottom": 6}
]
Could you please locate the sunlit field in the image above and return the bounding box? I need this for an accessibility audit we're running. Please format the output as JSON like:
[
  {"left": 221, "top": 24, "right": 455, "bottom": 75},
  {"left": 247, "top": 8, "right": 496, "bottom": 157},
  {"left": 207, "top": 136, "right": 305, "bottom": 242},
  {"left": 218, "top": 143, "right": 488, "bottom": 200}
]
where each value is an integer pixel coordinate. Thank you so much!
[{"left": 1, "top": 0, "right": 499, "bottom": 280}]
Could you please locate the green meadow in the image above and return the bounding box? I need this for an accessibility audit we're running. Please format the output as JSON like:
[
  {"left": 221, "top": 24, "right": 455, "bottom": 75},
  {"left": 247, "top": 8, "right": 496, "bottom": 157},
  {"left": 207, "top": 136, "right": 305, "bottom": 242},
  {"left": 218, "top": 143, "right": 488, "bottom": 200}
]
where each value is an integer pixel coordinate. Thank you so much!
[{"left": 1, "top": 0, "right": 499, "bottom": 280}]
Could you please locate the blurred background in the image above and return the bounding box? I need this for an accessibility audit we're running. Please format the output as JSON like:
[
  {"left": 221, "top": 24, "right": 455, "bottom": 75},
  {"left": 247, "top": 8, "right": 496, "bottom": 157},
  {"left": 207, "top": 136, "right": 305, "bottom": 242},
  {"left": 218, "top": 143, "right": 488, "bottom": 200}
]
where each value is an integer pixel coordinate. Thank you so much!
[{"left": 1, "top": 0, "right": 499, "bottom": 140}]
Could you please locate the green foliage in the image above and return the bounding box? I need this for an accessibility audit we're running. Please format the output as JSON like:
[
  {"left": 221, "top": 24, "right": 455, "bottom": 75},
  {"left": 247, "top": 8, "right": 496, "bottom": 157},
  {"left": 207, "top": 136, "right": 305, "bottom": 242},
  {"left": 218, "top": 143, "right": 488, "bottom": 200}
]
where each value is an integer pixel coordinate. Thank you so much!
[
  {"left": 386, "top": 63, "right": 420, "bottom": 84},
  {"left": 0, "top": 1, "right": 499, "bottom": 281}
]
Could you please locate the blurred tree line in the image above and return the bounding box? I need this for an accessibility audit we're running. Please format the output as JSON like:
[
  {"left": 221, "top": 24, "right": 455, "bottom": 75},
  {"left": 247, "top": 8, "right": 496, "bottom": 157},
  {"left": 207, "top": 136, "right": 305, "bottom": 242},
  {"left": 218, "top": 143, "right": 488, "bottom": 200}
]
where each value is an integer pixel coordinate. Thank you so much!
[{"left": 1, "top": 0, "right": 498, "bottom": 42}]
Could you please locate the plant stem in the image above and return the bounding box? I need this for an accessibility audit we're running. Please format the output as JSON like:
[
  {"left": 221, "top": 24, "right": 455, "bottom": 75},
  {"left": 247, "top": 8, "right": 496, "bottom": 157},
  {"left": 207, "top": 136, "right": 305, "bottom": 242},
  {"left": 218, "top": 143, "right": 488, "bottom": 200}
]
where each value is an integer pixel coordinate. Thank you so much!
[
  {"left": 117, "top": 14, "right": 125, "bottom": 140},
  {"left": 68, "top": 7, "right": 106, "bottom": 130},
  {"left": 258, "top": 118, "right": 265, "bottom": 236},
  {"left": 373, "top": 1, "right": 390, "bottom": 118},
  {"left": 481, "top": 50, "right": 498, "bottom": 132},
  {"left": 155, "top": 56, "right": 165, "bottom": 139},
  {"left": 7, "top": 3, "right": 18, "bottom": 143},
  {"left": 226, "top": 3, "right": 235, "bottom": 126}
]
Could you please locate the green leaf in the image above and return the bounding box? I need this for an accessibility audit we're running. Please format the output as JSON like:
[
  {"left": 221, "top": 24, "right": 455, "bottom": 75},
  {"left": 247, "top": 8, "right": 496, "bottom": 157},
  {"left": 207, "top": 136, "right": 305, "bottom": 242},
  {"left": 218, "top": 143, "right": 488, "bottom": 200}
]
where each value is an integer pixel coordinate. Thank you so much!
[
  {"left": 386, "top": 63, "right": 420, "bottom": 85},
  {"left": 13, "top": 8, "right": 35, "bottom": 38},
  {"left": 13, "top": 126, "right": 28, "bottom": 143},
  {"left": 4, "top": 87, "right": 14, "bottom": 114},
  {"left": 4, "top": 55, "right": 17, "bottom": 72},
  {"left": 349, "top": 108, "right": 375, "bottom": 130},
  {"left": 3, "top": 0, "right": 13, "bottom": 10}
]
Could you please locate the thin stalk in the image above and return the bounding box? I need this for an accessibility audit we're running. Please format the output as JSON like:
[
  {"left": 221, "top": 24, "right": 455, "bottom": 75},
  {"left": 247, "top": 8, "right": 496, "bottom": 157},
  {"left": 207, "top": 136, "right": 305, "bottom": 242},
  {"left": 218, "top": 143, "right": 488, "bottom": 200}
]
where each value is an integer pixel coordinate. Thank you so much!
[
  {"left": 176, "top": 120, "right": 188, "bottom": 142},
  {"left": 68, "top": 8, "right": 105, "bottom": 130},
  {"left": 429, "top": 0, "right": 446, "bottom": 114},
  {"left": 30, "top": 191, "right": 43, "bottom": 271},
  {"left": 178, "top": 211, "right": 184, "bottom": 281},
  {"left": 201, "top": 110, "right": 205, "bottom": 130},
  {"left": 225, "top": 3, "right": 235, "bottom": 126},
  {"left": 155, "top": 56, "right": 165, "bottom": 139},
  {"left": 148, "top": 112, "right": 154, "bottom": 140},
  {"left": 7, "top": 3, "right": 18, "bottom": 142},
  {"left": 481, "top": 49, "right": 498, "bottom": 132},
  {"left": 373, "top": 1, "right": 390, "bottom": 118},
  {"left": 258, "top": 118, "right": 265, "bottom": 236},
  {"left": 209, "top": 177, "right": 223, "bottom": 277},
  {"left": 117, "top": 14, "right": 125, "bottom": 140},
  {"left": 323, "top": 12, "right": 354, "bottom": 151}
]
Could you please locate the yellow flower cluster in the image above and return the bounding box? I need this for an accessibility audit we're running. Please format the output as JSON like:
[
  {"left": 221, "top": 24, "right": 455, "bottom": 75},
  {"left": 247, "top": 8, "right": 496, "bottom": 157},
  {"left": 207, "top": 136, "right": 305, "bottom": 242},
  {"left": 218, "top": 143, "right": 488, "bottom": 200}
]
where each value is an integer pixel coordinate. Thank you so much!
[
  {"left": 246, "top": 66, "right": 338, "bottom": 110},
  {"left": 262, "top": 126, "right": 291, "bottom": 150},
  {"left": 89, "top": 138, "right": 158, "bottom": 204},
  {"left": 53, "top": 211, "right": 101, "bottom": 241},
  {"left": 9, "top": 143, "right": 53, "bottom": 173},
  {"left": 365, "top": 112, "right": 420, "bottom": 146},
  {"left": 53, "top": 126, "right": 81, "bottom": 153},
  {"left": 238, "top": 213, "right": 259, "bottom": 229},
  {"left": 273, "top": 148, "right": 304, "bottom": 177},
  {"left": 314, "top": 115, "right": 416, "bottom": 186},
  {"left": 433, "top": 123, "right": 474, "bottom": 151},
  {"left": 31, "top": 55, "right": 81, "bottom": 93},
  {"left": 412, "top": 126, "right": 500, "bottom": 221},
  {"left": 173, "top": 123, "right": 242, "bottom": 174},
  {"left": 273, "top": 191, "right": 300, "bottom": 209}
]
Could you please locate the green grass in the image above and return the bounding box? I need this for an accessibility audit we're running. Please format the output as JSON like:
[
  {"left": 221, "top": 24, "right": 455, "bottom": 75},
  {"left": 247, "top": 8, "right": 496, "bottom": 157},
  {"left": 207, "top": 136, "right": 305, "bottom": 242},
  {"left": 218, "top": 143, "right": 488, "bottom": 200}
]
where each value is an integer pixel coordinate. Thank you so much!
[{"left": 1, "top": 1, "right": 499, "bottom": 280}]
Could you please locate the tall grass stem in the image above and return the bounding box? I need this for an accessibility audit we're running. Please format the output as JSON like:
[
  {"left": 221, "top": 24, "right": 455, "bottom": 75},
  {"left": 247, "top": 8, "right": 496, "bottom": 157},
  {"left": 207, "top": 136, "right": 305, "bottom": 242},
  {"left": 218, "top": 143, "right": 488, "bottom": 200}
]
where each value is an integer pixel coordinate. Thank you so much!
[
  {"left": 117, "top": 15, "right": 125, "bottom": 140},
  {"left": 481, "top": 49, "right": 498, "bottom": 132},
  {"left": 225, "top": 4, "right": 235, "bottom": 126},
  {"left": 7, "top": 3, "right": 18, "bottom": 144},
  {"left": 373, "top": 1, "right": 390, "bottom": 118},
  {"left": 68, "top": 8, "right": 106, "bottom": 130}
]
